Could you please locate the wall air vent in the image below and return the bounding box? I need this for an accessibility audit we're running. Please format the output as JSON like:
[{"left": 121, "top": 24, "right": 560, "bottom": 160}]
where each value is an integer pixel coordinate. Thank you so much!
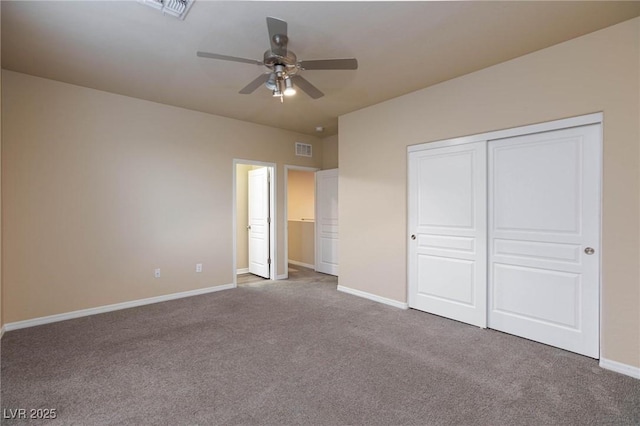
[
  {"left": 138, "top": 0, "right": 194, "bottom": 20},
  {"left": 295, "top": 142, "right": 313, "bottom": 158}
]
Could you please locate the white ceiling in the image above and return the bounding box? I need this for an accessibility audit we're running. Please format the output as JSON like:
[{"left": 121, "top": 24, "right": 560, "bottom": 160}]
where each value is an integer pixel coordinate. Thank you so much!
[{"left": 3, "top": 1, "right": 639, "bottom": 136}]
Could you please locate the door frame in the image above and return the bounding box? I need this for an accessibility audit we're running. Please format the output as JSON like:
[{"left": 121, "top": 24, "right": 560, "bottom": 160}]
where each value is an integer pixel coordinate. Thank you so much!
[
  {"left": 283, "top": 165, "right": 319, "bottom": 280},
  {"left": 233, "top": 159, "right": 277, "bottom": 285},
  {"left": 408, "top": 113, "right": 603, "bottom": 153},
  {"left": 407, "top": 112, "right": 603, "bottom": 354}
]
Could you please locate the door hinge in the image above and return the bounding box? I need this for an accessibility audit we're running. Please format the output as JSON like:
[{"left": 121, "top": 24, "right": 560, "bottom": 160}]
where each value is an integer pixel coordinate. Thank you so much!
[
  {"left": 267, "top": 217, "right": 271, "bottom": 224},
  {"left": 268, "top": 258, "right": 271, "bottom": 265}
]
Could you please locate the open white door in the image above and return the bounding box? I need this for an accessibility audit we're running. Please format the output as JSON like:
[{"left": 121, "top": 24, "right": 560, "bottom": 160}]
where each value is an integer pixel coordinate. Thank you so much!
[
  {"left": 408, "top": 142, "right": 487, "bottom": 327},
  {"left": 315, "top": 169, "right": 339, "bottom": 276},
  {"left": 248, "top": 167, "right": 271, "bottom": 278},
  {"left": 488, "top": 124, "right": 601, "bottom": 358}
]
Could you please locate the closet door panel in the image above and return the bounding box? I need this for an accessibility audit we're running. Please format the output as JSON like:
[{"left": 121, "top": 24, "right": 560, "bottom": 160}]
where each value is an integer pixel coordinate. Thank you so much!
[
  {"left": 408, "top": 142, "right": 487, "bottom": 327},
  {"left": 488, "top": 124, "right": 601, "bottom": 358}
]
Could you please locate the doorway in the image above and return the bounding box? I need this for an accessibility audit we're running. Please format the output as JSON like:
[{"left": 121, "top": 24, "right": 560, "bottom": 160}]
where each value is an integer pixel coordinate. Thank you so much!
[
  {"left": 284, "top": 166, "right": 318, "bottom": 279},
  {"left": 234, "top": 160, "right": 276, "bottom": 283}
]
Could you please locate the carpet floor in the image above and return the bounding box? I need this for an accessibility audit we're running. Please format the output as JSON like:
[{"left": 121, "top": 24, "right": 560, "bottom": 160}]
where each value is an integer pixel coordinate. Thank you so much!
[{"left": 1, "top": 266, "right": 639, "bottom": 425}]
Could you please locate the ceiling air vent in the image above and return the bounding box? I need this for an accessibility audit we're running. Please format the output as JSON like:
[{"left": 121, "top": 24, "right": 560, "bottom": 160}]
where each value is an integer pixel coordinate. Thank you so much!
[
  {"left": 295, "top": 142, "right": 313, "bottom": 158},
  {"left": 138, "top": 0, "right": 194, "bottom": 20}
]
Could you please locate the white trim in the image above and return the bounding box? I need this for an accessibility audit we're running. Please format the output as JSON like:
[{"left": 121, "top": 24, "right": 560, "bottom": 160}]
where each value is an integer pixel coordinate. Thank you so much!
[
  {"left": 598, "top": 123, "right": 605, "bottom": 360},
  {"left": 276, "top": 274, "right": 288, "bottom": 280},
  {"left": 0, "top": 325, "right": 5, "bottom": 339},
  {"left": 288, "top": 259, "right": 315, "bottom": 270},
  {"left": 233, "top": 159, "right": 277, "bottom": 283},
  {"left": 3, "top": 283, "right": 235, "bottom": 332},
  {"left": 236, "top": 268, "right": 250, "bottom": 275},
  {"left": 600, "top": 358, "right": 640, "bottom": 379},
  {"left": 337, "top": 285, "right": 409, "bottom": 310},
  {"left": 408, "top": 112, "right": 603, "bottom": 152},
  {"left": 284, "top": 165, "right": 320, "bottom": 281}
]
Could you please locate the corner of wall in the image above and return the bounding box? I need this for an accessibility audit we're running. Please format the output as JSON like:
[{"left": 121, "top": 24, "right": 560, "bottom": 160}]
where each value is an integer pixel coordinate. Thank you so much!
[{"left": 322, "top": 134, "right": 339, "bottom": 170}]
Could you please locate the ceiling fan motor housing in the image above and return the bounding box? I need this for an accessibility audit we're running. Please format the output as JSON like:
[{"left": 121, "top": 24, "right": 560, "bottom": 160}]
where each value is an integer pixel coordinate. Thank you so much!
[{"left": 263, "top": 49, "right": 298, "bottom": 72}]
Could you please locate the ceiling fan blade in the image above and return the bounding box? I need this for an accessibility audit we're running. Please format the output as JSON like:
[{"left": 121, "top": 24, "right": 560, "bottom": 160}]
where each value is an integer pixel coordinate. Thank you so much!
[
  {"left": 197, "top": 51, "right": 263, "bottom": 66},
  {"left": 291, "top": 75, "right": 324, "bottom": 99},
  {"left": 239, "top": 74, "right": 270, "bottom": 94},
  {"left": 298, "top": 58, "right": 358, "bottom": 70},
  {"left": 266, "top": 17, "right": 288, "bottom": 57}
]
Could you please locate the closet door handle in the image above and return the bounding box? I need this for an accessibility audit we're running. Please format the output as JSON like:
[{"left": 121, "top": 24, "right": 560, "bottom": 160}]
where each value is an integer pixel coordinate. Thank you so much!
[
  {"left": 584, "top": 247, "right": 595, "bottom": 255},
  {"left": 411, "top": 235, "right": 416, "bottom": 240}
]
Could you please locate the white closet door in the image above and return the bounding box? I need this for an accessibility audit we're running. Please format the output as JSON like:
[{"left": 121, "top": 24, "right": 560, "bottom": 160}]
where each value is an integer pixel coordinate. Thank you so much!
[
  {"left": 488, "top": 124, "right": 601, "bottom": 358},
  {"left": 408, "top": 142, "right": 487, "bottom": 327},
  {"left": 316, "top": 169, "right": 339, "bottom": 276}
]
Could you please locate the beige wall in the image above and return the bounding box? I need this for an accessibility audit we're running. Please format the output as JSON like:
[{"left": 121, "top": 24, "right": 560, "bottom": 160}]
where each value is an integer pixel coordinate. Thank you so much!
[
  {"left": 322, "top": 134, "right": 339, "bottom": 170},
  {"left": 287, "top": 169, "right": 315, "bottom": 266},
  {"left": 2, "top": 70, "right": 323, "bottom": 323},
  {"left": 339, "top": 18, "right": 640, "bottom": 368},
  {"left": 287, "top": 169, "right": 315, "bottom": 221},
  {"left": 287, "top": 221, "right": 315, "bottom": 267}
]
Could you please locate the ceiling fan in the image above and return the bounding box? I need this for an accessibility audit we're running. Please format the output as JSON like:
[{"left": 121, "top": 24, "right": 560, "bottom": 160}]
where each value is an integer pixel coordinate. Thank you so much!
[{"left": 197, "top": 17, "right": 358, "bottom": 102}]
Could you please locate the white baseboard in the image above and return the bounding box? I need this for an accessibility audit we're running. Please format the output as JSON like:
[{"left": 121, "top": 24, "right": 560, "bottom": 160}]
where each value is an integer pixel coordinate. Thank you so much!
[
  {"left": 288, "top": 259, "right": 315, "bottom": 270},
  {"left": 3, "top": 283, "right": 235, "bottom": 332},
  {"left": 0, "top": 325, "right": 5, "bottom": 339},
  {"left": 236, "top": 268, "right": 250, "bottom": 275},
  {"left": 337, "top": 285, "right": 408, "bottom": 310},
  {"left": 276, "top": 274, "right": 288, "bottom": 280},
  {"left": 600, "top": 357, "right": 640, "bottom": 379}
]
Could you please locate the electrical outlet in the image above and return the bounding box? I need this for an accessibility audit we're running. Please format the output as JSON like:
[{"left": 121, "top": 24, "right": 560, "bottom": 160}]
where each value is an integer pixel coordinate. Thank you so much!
[
  {"left": 196, "top": 263, "right": 203, "bottom": 273},
  {"left": 154, "top": 268, "right": 161, "bottom": 278}
]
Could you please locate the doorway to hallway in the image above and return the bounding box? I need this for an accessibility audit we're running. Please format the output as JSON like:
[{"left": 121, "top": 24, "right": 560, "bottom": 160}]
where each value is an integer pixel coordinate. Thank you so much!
[
  {"left": 234, "top": 160, "right": 276, "bottom": 282},
  {"left": 284, "top": 166, "right": 318, "bottom": 278}
]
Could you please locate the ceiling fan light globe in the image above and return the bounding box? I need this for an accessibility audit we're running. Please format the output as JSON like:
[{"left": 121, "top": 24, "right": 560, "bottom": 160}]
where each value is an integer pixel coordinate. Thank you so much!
[
  {"left": 265, "top": 75, "right": 277, "bottom": 91},
  {"left": 284, "top": 78, "right": 296, "bottom": 96}
]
